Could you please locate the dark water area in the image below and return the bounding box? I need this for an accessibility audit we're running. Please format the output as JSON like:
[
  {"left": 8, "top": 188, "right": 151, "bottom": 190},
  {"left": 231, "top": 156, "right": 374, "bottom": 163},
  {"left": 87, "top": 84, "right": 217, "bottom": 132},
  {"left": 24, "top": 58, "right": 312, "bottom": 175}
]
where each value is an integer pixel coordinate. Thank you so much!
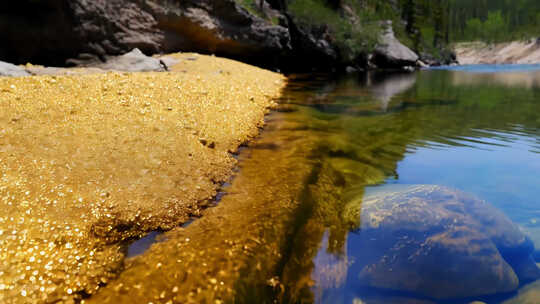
[
  {"left": 127, "top": 230, "right": 162, "bottom": 257},
  {"left": 259, "top": 66, "right": 540, "bottom": 304}
]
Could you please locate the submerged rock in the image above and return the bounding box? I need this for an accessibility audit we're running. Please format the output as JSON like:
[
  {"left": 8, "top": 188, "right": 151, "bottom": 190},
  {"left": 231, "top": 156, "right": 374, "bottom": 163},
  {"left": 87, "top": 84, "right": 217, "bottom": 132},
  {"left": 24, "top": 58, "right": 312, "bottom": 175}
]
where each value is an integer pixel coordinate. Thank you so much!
[
  {"left": 371, "top": 21, "right": 419, "bottom": 69},
  {"left": 0, "top": 61, "right": 30, "bottom": 77},
  {"left": 344, "top": 185, "right": 540, "bottom": 300}
]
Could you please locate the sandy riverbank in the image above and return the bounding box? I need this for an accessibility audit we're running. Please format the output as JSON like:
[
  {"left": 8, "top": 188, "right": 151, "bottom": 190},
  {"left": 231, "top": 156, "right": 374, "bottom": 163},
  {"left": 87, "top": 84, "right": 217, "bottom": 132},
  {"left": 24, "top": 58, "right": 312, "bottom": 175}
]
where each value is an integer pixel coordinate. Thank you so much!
[
  {"left": 455, "top": 40, "right": 540, "bottom": 65},
  {"left": 0, "top": 53, "right": 285, "bottom": 303}
]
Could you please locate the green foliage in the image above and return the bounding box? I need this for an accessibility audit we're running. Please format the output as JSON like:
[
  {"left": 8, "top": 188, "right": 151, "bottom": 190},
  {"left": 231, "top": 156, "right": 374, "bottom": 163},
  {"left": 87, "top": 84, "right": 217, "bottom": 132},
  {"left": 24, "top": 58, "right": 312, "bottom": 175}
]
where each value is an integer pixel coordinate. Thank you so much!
[
  {"left": 461, "top": 11, "right": 508, "bottom": 43},
  {"left": 236, "top": 0, "right": 262, "bottom": 17},
  {"left": 398, "top": 0, "right": 539, "bottom": 47},
  {"left": 288, "top": 0, "right": 341, "bottom": 26},
  {"left": 288, "top": 0, "right": 381, "bottom": 62},
  {"left": 432, "top": 0, "right": 445, "bottom": 47},
  {"left": 484, "top": 11, "right": 507, "bottom": 42},
  {"left": 449, "top": 0, "right": 540, "bottom": 42},
  {"left": 235, "top": 0, "right": 279, "bottom": 25},
  {"left": 464, "top": 18, "right": 483, "bottom": 41},
  {"left": 238, "top": 0, "right": 539, "bottom": 57}
]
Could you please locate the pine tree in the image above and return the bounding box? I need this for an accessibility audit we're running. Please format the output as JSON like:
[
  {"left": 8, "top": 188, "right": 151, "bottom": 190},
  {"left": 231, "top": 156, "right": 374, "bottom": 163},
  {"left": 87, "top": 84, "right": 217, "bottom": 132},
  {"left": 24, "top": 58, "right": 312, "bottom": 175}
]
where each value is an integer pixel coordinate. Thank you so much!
[
  {"left": 403, "top": 0, "right": 421, "bottom": 51},
  {"left": 403, "top": 0, "right": 416, "bottom": 36},
  {"left": 433, "top": 0, "right": 444, "bottom": 47}
]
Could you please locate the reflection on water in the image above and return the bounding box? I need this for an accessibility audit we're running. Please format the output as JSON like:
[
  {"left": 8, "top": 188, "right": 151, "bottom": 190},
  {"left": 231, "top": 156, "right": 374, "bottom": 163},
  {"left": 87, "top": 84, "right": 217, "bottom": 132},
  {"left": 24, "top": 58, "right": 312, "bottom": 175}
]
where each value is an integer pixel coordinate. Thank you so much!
[
  {"left": 367, "top": 72, "right": 417, "bottom": 111},
  {"left": 451, "top": 70, "right": 540, "bottom": 88},
  {"left": 90, "top": 67, "right": 540, "bottom": 303},
  {"left": 273, "top": 66, "right": 540, "bottom": 303}
]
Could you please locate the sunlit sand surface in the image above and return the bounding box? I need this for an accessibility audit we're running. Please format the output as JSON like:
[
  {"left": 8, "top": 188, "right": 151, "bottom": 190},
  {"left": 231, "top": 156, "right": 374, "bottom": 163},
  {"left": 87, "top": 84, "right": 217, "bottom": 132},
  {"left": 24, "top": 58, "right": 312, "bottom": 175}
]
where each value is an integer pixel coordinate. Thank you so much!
[{"left": 0, "top": 53, "right": 284, "bottom": 303}]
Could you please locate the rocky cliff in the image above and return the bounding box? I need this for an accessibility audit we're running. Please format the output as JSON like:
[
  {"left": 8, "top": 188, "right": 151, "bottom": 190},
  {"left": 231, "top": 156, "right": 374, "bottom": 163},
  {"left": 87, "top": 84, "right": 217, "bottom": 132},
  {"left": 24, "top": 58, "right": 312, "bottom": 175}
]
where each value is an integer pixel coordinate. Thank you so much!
[
  {"left": 0, "top": 0, "right": 291, "bottom": 67},
  {"left": 0, "top": 0, "right": 431, "bottom": 72}
]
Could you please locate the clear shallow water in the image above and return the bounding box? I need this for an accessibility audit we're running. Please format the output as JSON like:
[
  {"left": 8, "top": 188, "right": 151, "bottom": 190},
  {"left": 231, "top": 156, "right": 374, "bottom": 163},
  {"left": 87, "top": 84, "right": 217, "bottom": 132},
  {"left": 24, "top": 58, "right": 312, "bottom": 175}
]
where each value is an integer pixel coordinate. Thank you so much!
[{"left": 269, "top": 66, "right": 540, "bottom": 303}]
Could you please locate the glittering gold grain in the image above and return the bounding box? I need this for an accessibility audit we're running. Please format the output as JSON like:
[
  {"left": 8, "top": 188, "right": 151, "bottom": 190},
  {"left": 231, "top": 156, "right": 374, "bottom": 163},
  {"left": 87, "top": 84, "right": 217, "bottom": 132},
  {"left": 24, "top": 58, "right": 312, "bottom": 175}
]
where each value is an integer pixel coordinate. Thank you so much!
[
  {"left": 85, "top": 91, "right": 350, "bottom": 303},
  {"left": 0, "top": 53, "right": 285, "bottom": 303}
]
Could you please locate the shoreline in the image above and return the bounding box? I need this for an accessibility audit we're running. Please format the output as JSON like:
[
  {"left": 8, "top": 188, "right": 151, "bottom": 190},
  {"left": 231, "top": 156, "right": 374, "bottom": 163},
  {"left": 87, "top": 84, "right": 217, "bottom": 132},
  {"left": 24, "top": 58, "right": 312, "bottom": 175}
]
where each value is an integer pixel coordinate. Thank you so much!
[
  {"left": 0, "top": 53, "right": 285, "bottom": 303},
  {"left": 85, "top": 94, "right": 333, "bottom": 303},
  {"left": 455, "top": 40, "right": 540, "bottom": 65}
]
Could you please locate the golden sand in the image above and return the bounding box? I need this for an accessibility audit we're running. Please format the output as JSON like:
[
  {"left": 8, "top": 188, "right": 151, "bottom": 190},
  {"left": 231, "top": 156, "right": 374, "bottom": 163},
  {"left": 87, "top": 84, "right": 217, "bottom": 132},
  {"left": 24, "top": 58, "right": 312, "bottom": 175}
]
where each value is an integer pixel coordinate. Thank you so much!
[{"left": 0, "top": 53, "right": 285, "bottom": 303}]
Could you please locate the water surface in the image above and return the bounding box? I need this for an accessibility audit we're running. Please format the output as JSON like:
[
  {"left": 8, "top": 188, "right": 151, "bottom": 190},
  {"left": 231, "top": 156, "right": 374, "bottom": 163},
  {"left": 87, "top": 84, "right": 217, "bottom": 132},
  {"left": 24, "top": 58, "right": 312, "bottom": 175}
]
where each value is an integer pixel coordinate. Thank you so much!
[
  {"left": 267, "top": 66, "right": 540, "bottom": 303},
  {"left": 91, "top": 66, "right": 540, "bottom": 304}
]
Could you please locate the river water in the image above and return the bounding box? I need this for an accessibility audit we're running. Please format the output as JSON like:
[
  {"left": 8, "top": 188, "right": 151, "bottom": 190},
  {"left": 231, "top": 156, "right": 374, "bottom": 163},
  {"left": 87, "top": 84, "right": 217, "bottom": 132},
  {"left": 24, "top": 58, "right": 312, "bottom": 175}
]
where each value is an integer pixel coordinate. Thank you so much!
[
  {"left": 251, "top": 66, "right": 540, "bottom": 303},
  {"left": 100, "top": 65, "right": 540, "bottom": 303}
]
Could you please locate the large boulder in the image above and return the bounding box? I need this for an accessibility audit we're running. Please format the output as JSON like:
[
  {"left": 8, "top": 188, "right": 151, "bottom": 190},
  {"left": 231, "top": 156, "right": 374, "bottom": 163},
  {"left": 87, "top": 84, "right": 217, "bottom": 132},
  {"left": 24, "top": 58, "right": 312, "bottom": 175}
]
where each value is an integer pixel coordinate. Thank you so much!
[
  {"left": 95, "top": 48, "right": 166, "bottom": 72},
  {"left": 0, "top": 0, "right": 290, "bottom": 67},
  {"left": 371, "top": 21, "right": 419, "bottom": 69},
  {"left": 16, "top": 49, "right": 178, "bottom": 76},
  {"left": 0, "top": 61, "right": 30, "bottom": 77},
  {"left": 344, "top": 185, "right": 540, "bottom": 300}
]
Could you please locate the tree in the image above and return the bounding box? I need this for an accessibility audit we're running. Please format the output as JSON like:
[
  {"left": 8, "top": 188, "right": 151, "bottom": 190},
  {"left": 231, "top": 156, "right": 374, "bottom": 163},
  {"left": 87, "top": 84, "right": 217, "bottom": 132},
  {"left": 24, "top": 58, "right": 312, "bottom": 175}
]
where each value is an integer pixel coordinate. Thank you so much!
[
  {"left": 403, "top": 0, "right": 416, "bottom": 36},
  {"left": 465, "top": 18, "right": 483, "bottom": 41},
  {"left": 433, "top": 0, "right": 444, "bottom": 47},
  {"left": 399, "top": 0, "right": 422, "bottom": 50},
  {"left": 484, "top": 11, "right": 506, "bottom": 42}
]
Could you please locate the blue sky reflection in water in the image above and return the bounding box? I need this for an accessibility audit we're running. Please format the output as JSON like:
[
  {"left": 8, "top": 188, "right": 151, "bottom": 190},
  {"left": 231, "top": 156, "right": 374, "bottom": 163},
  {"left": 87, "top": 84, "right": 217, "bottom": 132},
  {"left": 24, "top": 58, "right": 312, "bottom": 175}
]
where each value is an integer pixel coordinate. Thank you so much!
[{"left": 280, "top": 66, "right": 540, "bottom": 304}]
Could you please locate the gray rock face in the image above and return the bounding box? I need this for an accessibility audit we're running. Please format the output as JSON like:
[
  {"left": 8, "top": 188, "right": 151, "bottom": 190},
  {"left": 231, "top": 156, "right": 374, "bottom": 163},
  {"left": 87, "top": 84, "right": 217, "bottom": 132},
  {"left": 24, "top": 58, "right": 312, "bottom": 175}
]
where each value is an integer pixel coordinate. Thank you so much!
[
  {"left": 71, "top": 0, "right": 163, "bottom": 56},
  {"left": 0, "top": 61, "right": 30, "bottom": 77},
  {"left": 151, "top": 1, "right": 291, "bottom": 62},
  {"left": 0, "top": 0, "right": 162, "bottom": 66},
  {"left": 0, "top": 0, "right": 290, "bottom": 67},
  {"left": 284, "top": 13, "right": 338, "bottom": 70},
  {"left": 97, "top": 48, "right": 165, "bottom": 72},
  {"left": 4, "top": 49, "right": 174, "bottom": 77},
  {"left": 372, "top": 21, "right": 419, "bottom": 68},
  {"left": 345, "top": 185, "right": 539, "bottom": 299}
]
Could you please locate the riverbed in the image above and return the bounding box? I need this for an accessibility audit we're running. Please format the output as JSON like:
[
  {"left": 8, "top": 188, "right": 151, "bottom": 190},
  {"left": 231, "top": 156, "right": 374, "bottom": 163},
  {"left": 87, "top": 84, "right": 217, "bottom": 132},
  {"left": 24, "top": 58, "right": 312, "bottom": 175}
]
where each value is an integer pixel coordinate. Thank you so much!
[
  {"left": 2, "top": 62, "right": 540, "bottom": 303},
  {"left": 85, "top": 65, "right": 540, "bottom": 303}
]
